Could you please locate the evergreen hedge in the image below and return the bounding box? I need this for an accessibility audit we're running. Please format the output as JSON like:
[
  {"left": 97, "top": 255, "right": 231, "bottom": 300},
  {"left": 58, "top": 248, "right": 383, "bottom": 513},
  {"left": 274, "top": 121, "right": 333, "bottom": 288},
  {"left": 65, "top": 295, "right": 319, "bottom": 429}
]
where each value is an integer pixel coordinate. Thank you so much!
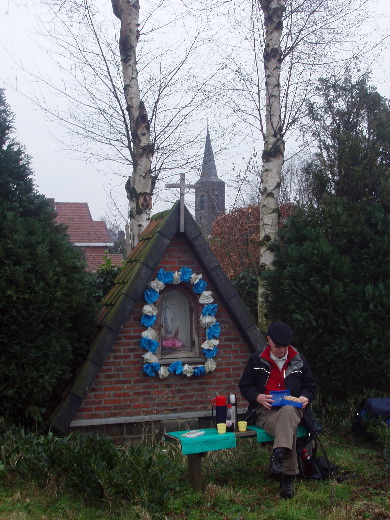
[
  {"left": 264, "top": 197, "right": 389, "bottom": 399},
  {"left": 0, "top": 90, "right": 98, "bottom": 425},
  {"left": 263, "top": 76, "right": 390, "bottom": 399}
]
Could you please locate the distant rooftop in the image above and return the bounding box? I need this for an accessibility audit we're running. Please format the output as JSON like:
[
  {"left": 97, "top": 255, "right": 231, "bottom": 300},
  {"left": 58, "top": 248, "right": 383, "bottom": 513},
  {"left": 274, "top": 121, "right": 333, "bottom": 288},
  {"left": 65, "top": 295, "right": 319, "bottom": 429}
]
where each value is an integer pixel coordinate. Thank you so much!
[
  {"left": 52, "top": 202, "right": 112, "bottom": 245},
  {"left": 48, "top": 199, "right": 123, "bottom": 272}
]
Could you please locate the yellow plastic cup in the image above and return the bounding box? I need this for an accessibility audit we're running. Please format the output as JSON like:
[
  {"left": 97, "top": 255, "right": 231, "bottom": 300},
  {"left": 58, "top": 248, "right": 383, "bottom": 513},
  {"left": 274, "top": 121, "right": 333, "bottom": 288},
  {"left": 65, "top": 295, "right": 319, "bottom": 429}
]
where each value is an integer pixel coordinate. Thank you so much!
[
  {"left": 217, "top": 423, "right": 227, "bottom": 434},
  {"left": 237, "top": 421, "right": 247, "bottom": 432}
]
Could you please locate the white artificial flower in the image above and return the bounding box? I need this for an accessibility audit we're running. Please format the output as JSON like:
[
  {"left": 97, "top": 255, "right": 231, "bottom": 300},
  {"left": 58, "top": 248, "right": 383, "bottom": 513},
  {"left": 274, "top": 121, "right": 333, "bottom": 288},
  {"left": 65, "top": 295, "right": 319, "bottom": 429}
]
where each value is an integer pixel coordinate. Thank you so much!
[
  {"left": 173, "top": 271, "right": 181, "bottom": 284},
  {"left": 190, "top": 273, "right": 202, "bottom": 285},
  {"left": 205, "top": 359, "right": 217, "bottom": 372},
  {"left": 149, "top": 279, "right": 165, "bottom": 291},
  {"left": 200, "top": 315, "right": 216, "bottom": 327},
  {"left": 199, "top": 291, "right": 214, "bottom": 304},
  {"left": 142, "top": 352, "right": 158, "bottom": 364},
  {"left": 158, "top": 366, "right": 170, "bottom": 379},
  {"left": 182, "top": 364, "right": 194, "bottom": 377},
  {"left": 142, "top": 328, "right": 158, "bottom": 341},
  {"left": 142, "top": 304, "right": 158, "bottom": 316},
  {"left": 201, "top": 339, "right": 219, "bottom": 350}
]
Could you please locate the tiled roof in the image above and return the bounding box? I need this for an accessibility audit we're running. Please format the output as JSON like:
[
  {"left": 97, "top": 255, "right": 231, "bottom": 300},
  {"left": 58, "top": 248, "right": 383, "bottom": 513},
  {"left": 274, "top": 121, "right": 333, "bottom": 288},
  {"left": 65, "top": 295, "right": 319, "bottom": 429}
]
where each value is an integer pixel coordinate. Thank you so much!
[
  {"left": 54, "top": 202, "right": 112, "bottom": 244},
  {"left": 49, "top": 199, "right": 124, "bottom": 272},
  {"left": 49, "top": 202, "right": 265, "bottom": 432}
]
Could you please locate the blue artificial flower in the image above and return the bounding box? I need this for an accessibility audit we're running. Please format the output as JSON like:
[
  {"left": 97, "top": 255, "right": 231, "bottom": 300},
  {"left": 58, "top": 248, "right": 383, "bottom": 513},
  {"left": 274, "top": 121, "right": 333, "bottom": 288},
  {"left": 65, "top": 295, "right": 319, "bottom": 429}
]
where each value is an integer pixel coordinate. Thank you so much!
[
  {"left": 202, "top": 346, "right": 218, "bottom": 359},
  {"left": 168, "top": 360, "right": 183, "bottom": 375},
  {"left": 179, "top": 267, "right": 193, "bottom": 283},
  {"left": 141, "top": 314, "right": 157, "bottom": 327},
  {"left": 201, "top": 304, "right": 218, "bottom": 317},
  {"left": 157, "top": 268, "right": 174, "bottom": 284},
  {"left": 139, "top": 337, "right": 159, "bottom": 353},
  {"left": 206, "top": 322, "right": 221, "bottom": 339},
  {"left": 144, "top": 288, "right": 159, "bottom": 304},
  {"left": 143, "top": 362, "right": 161, "bottom": 376},
  {"left": 193, "top": 366, "right": 206, "bottom": 377},
  {"left": 193, "top": 279, "right": 208, "bottom": 293}
]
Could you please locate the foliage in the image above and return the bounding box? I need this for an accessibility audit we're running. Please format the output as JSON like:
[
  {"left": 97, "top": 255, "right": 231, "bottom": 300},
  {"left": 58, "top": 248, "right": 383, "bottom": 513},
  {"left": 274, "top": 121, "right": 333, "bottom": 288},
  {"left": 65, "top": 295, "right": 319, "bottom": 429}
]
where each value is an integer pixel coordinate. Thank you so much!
[
  {"left": 91, "top": 254, "right": 123, "bottom": 305},
  {"left": 264, "top": 199, "right": 389, "bottom": 398},
  {"left": 0, "top": 418, "right": 388, "bottom": 520},
  {"left": 0, "top": 90, "right": 99, "bottom": 426},
  {"left": 209, "top": 204, "right": 294, "bottom": 281},
  {"left": 108, "top": 230, "right": 127, "bottom": 258},
  {"left": 263, "top": 76, "right": 390, "bottom": 399},
  {"left": 231, "top": 271, "right": 259, "bottom": 321},
  {"left": 303, "top": 73, "right": 390, "bottom": 208},
  {"left": 209, "top": 205, "right": 260, "bottom": 279},
  {"left": 0, "top": 426, "right": 177, "bottom": 517}
]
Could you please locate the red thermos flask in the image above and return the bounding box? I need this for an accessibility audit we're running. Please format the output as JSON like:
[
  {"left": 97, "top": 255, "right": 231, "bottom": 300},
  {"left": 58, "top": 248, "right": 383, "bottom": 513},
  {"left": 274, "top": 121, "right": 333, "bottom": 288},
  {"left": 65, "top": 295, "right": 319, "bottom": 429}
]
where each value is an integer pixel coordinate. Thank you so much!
[{"left": 212, "top": 395, "right": 227, "bottom": 426}]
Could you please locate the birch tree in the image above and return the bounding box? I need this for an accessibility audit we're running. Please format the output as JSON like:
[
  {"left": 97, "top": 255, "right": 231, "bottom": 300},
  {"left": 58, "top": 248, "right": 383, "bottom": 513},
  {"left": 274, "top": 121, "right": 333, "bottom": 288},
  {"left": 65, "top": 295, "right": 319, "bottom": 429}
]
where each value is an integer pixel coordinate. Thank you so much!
[
  {"left": 196, "top": 0, "right": 383, "bottom": 327},
  {"left": 252, "top": 0, "right": 374, "bottom": 329},
  {"left": 17, "top": 0, "right": 217, "bottom": 249},
  {"left": 111, "top": 0, "right": 153, "bottom": 247},
  {"left": 257, "top": 0, "right": 285, "bottom": 331}
]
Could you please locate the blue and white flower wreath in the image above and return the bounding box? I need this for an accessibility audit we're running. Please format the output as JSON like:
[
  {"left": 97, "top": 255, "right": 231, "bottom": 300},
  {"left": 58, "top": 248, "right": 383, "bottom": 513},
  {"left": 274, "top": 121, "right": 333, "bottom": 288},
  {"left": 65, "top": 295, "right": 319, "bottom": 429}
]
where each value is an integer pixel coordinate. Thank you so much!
[{"left": 140, "top": 267, "right": 220, "bottom": 378}]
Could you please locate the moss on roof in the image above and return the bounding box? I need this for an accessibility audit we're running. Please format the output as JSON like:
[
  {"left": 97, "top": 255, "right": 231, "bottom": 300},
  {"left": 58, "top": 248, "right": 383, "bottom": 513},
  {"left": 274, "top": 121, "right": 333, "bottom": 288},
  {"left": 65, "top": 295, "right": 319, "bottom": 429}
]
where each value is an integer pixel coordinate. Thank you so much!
[{"left": 98, "top": 204, "right": 177, "bottom": 326}]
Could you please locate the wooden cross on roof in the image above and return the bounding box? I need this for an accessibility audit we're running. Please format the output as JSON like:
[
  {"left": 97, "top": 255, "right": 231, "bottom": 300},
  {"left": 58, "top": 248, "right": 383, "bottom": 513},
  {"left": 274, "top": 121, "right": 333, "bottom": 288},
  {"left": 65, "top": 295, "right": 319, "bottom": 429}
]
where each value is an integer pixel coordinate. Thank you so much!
[{"left": 165, "top": 173, "right": 196, "bottom": 232}]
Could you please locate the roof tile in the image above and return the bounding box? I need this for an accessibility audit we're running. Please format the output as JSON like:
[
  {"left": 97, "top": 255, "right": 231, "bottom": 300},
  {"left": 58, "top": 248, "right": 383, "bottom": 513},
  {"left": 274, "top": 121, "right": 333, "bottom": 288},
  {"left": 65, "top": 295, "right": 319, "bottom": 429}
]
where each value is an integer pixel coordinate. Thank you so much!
[
  {"left": 52, "top": 200, "right": 124, "bottom": 272},
  {"left": 54, "top": 202, "right": 111, "bottom": 243}
]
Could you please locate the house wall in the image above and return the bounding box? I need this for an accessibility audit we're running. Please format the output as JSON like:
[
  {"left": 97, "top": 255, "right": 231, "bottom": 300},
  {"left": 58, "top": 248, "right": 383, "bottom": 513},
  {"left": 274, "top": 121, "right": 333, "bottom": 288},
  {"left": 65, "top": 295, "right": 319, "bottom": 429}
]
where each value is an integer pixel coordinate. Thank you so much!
[
  {"left": 80, "top": 246, "right": 123, "bottom": 273},
  {"left": 70, "top": 235, "right": 256, "bottom": 442}
]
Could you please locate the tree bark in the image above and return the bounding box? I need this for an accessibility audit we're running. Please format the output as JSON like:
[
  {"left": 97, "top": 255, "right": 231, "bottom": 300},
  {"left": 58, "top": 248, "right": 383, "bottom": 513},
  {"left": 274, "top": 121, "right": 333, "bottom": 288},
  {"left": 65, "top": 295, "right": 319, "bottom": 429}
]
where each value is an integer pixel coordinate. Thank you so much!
[
  {"left": 258, "top": 0, "right": 285, "bottom": 331},
  {"left": 112, "top": 0, "right": 153, "bottom": 249}
]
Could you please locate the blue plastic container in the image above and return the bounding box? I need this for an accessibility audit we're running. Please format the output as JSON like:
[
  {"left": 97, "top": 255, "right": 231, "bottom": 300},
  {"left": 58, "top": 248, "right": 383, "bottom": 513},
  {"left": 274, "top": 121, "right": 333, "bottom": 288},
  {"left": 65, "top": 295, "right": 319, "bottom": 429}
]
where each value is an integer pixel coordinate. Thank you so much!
[{"left": 270, "top": 390, "right": 302, "bottom": 408}]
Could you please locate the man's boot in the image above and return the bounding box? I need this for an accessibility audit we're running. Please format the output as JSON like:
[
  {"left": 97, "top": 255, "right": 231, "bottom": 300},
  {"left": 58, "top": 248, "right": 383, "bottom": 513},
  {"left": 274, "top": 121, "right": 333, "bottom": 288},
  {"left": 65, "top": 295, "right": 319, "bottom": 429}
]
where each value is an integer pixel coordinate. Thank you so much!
[
  {"left": 279, "top": 474, "right": 295, "bottom": 499},
  {"left": 268, "top": 447, "right": 289, "bottom": 480}
]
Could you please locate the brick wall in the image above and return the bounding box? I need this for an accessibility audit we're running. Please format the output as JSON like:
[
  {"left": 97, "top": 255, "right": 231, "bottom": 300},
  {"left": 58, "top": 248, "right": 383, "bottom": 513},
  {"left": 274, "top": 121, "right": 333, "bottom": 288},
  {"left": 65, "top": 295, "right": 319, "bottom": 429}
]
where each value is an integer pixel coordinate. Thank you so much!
[{"left": 71, "top": 235, "right": 254, "bottom": 441}]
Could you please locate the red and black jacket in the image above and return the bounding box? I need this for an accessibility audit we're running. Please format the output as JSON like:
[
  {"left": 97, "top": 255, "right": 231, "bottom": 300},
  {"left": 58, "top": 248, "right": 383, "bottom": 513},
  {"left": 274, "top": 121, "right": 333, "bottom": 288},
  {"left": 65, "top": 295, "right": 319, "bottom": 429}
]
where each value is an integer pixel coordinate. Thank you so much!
[{"left": 239, "top": 345, "right": 316, "bottom": 431}]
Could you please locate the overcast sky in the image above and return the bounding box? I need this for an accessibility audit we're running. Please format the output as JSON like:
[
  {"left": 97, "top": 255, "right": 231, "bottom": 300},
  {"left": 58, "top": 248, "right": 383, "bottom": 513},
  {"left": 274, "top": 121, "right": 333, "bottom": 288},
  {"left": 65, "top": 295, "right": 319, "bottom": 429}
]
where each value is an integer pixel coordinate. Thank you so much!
[{"left": 1, "top": 0, "right": 389, "bottom": 225}]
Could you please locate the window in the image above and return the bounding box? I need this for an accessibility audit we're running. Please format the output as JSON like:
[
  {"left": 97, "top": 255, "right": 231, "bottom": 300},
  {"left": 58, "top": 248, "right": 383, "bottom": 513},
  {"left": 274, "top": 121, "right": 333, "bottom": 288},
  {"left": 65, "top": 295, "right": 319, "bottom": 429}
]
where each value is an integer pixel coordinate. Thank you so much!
[
  {"left": 214, "top": 193, "right": 220, "bottom": 211},
  {"left": 157, "top": 287, "right": 199, "bottom": 361}
]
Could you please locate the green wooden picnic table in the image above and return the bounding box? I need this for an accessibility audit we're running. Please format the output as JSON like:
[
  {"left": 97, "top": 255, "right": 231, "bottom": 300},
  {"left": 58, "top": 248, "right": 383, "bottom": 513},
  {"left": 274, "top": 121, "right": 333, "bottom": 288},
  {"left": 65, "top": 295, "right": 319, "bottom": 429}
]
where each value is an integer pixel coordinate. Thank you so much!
[{"left": 164, "top": 425, "right": 307, "bottom": 490}]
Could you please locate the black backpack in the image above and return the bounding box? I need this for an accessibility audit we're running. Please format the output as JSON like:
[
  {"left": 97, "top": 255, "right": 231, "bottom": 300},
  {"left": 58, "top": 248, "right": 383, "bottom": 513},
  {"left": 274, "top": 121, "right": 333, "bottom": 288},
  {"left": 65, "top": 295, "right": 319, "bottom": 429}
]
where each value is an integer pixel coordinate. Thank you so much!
[{"left": 297, "top": 426, "right": 336, "bottom": 480}]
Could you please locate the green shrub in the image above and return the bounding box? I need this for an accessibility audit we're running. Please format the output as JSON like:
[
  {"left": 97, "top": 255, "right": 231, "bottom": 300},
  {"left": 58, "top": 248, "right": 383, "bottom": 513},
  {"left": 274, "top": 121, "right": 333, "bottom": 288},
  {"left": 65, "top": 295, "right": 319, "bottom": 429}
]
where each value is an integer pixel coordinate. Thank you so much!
[
  {"left": 232, "top": 270, "right": 258, "bottom": 321},
  {"left": 263, "top": 200, "right": 390, "bottom": 400},
  {"left": 0, "top": 90, "right": 99, "bottom": 426},
  {"left": 91, "top": 254, "right": 123, "bottom": 305},
  {"left": 263, "top": 75, "right": 390, "bottom": 401},
  {"left": 0, "top": 426, "right": 177, "bottom": 516}
]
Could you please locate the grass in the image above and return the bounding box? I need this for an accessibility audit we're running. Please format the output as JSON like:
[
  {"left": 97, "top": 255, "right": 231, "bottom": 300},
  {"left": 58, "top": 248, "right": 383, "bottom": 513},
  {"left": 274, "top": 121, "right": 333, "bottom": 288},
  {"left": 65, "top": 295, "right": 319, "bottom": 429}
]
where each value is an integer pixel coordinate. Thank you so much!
[
  {"left": 0, "top": 428, "right": 389, "bottom": 520},
  {"left": 163, "top": 432, "right": 389, "bottom": 520}
]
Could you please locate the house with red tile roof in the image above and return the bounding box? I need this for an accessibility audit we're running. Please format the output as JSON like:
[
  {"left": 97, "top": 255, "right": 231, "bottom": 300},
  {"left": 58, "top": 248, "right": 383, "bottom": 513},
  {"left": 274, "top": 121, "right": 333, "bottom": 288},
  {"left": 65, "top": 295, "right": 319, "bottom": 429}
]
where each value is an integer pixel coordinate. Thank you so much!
[{"left": 49, "top": 199, "right": 124, "bottom": 272}]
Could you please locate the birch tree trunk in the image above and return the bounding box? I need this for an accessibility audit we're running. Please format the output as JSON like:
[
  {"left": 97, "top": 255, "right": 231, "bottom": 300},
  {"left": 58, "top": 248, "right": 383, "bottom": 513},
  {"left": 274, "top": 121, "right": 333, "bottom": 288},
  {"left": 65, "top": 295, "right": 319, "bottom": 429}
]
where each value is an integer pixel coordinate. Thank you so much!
[
  {"left": 111, "top": 0, "right": 153, "bottom": 249},
  {"left": 258, "top": 0, "right": 285, "bottom": 331}
]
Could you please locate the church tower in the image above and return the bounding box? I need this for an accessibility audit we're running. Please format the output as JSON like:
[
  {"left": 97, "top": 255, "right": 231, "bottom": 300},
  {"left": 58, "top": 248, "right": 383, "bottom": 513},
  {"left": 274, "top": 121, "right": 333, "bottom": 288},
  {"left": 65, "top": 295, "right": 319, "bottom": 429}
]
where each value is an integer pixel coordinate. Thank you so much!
[{"left": 195, "top": 128, "right": 225, "bottom": 236}]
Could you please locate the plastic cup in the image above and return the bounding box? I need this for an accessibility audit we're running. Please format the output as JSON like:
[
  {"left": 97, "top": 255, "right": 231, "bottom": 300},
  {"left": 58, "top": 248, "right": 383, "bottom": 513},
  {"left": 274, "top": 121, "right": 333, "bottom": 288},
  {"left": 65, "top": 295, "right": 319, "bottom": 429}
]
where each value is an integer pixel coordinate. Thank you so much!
[
  {"left": 237, "top": 421, "right": 247, "bottom": 432},
  {"left": 217, "top": 423, "right": 227, "bottom": 434}
]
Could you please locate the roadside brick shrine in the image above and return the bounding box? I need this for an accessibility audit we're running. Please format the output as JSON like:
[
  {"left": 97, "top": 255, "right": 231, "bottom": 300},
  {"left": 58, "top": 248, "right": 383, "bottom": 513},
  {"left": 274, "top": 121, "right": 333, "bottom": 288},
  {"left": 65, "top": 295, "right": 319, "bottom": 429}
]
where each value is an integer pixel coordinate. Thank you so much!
[{"left": 49, "top": 202, "right": 266, "bottom": 443}]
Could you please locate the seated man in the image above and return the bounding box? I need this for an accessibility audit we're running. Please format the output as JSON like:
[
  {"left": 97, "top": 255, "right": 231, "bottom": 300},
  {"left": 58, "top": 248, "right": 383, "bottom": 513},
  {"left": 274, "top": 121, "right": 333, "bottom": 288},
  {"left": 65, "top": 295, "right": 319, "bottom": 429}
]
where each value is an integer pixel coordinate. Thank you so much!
[{"left": 239, "top": 321, "right": 316, "bottom": 498}]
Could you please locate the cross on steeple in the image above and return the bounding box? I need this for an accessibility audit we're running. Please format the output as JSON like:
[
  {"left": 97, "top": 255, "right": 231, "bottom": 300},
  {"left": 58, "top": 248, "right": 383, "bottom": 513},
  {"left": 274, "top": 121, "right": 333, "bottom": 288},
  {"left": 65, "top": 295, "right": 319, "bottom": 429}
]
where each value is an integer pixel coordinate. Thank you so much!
[{"left": 165, "top": 173, "right": 196, "bottom": 232}]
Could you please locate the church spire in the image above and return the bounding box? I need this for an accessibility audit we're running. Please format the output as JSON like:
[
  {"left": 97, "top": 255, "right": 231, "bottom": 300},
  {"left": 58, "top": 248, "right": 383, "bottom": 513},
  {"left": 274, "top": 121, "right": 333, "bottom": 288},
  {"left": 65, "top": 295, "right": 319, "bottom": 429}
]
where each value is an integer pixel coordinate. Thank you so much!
[
  {"left": 195, "top": 127, "right": 226, "bottom": 236},
  {"left": 201, "top": 126, "right": 218, "bottom": 179}
]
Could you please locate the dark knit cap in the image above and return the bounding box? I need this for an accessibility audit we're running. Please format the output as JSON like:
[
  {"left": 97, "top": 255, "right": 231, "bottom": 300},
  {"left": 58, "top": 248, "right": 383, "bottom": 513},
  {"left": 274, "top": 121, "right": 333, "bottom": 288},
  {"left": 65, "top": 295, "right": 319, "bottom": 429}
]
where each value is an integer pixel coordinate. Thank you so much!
[{"left": 267, "top": 322, "right": 293, "bottom": 346}]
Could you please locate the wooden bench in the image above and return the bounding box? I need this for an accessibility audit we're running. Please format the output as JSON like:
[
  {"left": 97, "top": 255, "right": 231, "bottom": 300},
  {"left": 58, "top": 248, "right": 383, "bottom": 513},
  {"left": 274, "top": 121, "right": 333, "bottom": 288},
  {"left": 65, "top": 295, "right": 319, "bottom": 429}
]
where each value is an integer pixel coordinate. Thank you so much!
[{"left": 164, "top": 425, "right": 308, "bottom": 490}]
